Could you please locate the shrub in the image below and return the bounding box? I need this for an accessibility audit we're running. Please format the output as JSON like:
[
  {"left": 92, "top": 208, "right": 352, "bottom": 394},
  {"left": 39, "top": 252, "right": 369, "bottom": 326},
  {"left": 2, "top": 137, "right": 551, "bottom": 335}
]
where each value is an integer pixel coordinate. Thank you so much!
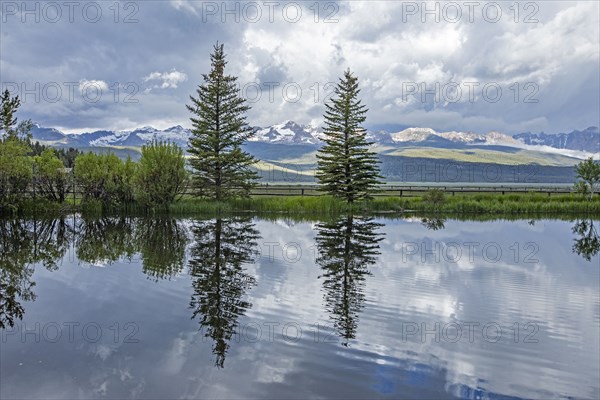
[
  {"left": 134, "top": 141, "right": 187, "bottom": 209},
  {"left": 422, "top": 188, "right": 446, "bottom": 207},
  {"left": 34, "top": 148, "right": 71, "bottom": 202},
  {"left": 74, "top": 152, "right": 136, "bottom": 207},
  {"left": 575, "top": 157, "right": 600, "bottom": 200},
  {"left": 574, "top": 180, "right": 590, "bottom": 198},
  {"left": 0, "top": 138, "right": 32, "bottom": 211}
]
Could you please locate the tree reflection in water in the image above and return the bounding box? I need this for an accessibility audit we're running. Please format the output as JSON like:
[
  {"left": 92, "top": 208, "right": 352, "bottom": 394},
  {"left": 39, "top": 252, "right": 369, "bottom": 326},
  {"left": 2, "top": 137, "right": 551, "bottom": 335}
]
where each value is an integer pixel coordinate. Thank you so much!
[
  {"left": 0, "top": 219, "right": 71, "bottom": 329},
  {"left": 572, "top": 218, "right": 600, "bottom": 262},
  {"left": 188, "top": 217, "right": 260, "bottom": 368},
  {"left": 420, "top": 216, "right": 446, "bottom": 231},
  {"left": 75, "top": 216, "right": 137, "bottom": 265},
  {"left": 137, "top": 218, "right": 188, "bottom": 281},
  {"left": 315, "top": 215, "right": 384, "bottom": 346}
]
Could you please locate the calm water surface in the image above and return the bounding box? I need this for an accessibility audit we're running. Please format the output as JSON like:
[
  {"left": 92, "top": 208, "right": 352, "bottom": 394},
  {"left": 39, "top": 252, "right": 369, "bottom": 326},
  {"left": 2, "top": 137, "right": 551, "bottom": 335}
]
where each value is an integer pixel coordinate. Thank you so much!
[{"left": 1, "top": 215, "right": 599, "bottom": 399}]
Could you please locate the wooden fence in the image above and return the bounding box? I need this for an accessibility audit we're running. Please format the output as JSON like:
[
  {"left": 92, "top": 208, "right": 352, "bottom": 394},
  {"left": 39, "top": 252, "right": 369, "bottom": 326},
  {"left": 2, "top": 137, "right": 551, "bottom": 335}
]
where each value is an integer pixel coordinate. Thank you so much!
[
  {"left": 243, "top": 185, "right": 589, "bottom": 197},
  {"left": 24, "top": 184, "right": 594, "bottom": 200}
]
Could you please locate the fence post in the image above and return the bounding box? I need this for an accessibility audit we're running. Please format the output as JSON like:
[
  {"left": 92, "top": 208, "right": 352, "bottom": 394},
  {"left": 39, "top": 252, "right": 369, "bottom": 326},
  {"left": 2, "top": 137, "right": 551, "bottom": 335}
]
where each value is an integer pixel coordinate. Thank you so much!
[
  {"left": 32, "top": 163, "right": 36, "bottom": 202},
  {"left": 72, "top": 171, "right": 76, "bottom": 205}
]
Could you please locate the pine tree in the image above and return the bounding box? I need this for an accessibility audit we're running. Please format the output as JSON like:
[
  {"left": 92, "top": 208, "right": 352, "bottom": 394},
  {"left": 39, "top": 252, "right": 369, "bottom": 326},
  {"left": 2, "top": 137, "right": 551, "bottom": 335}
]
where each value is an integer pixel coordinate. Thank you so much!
[
  {"left": 0, "top": 89, "right": 20, "bottom": 137},
  {"left": 187, "top": 43, "right": 258, "bottom": 200},
  {"left": 0, "top": 89, "right": 32, "bottom": 142},
  {"left": 316, "top": 69, "right": 384, "bottom": 203}
]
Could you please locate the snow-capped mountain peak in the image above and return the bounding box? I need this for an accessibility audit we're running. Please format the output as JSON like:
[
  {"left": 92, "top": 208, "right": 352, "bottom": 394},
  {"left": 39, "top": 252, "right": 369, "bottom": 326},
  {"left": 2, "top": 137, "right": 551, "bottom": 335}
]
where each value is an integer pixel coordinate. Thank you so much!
[
  {"left": 251, "top": 120, "right": 323, "bottom": 144},
  {"left": 390, "top": 127, "right": 438, "bottom": 142}
]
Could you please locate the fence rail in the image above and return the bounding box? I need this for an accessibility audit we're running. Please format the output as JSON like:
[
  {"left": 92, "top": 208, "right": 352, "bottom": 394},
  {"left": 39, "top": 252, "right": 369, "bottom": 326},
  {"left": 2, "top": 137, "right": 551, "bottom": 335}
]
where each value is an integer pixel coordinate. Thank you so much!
[
  {"left": 23, "top": 184, "right": 596, "bottom": 200},
  {"left": 242, "top": 185, "right": 589, "bottom": 197}
]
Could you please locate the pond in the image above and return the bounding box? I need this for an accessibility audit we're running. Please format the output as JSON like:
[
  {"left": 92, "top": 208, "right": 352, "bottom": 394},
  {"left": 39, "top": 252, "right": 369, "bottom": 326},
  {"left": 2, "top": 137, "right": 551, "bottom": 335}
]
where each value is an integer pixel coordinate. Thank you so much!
[{"left": 1, "top": 215, "right": 599, "bottom": 399}]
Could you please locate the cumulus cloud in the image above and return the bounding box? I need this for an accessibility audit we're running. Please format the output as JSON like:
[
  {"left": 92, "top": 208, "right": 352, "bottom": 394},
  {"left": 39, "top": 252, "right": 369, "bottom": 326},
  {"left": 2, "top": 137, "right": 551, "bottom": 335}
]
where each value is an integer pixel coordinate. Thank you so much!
[
  {"left": 78, "top": 79, "right": 109, "bottom": 93},
  {"left": 143, "top": 69, "right": 188, "bottom": 89}
]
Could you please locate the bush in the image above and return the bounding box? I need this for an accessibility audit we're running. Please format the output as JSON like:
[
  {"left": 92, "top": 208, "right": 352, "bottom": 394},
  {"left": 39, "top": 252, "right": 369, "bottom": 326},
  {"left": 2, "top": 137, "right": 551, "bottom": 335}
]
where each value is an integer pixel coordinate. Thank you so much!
[
  {"left": 134, "top": 141, "right": 187, "bottom": 209},
  {"left": 0, "top": 138, "right": 32, "bottom": 211},
  {"left": 422, "top": 188, "right": 446, "bottom": 206},
  {"left": 574, "top": 181, "right": 590, "bottom": 198},
  {"left": 74, "top": 152, "right": 136, "bottom": 207},
  {"left": 34, "top": 148, "right": 71, "bottom": 202},
  {"left": 575, "top": 157, "right": 600, "bottom": 200}
]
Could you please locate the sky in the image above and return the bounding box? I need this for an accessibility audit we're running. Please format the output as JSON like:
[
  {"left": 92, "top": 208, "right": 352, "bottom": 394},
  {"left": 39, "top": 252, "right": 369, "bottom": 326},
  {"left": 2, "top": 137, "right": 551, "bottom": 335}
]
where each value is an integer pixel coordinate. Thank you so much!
[{"left": 0, "top": 0, "right": 599, "bottom": 134}]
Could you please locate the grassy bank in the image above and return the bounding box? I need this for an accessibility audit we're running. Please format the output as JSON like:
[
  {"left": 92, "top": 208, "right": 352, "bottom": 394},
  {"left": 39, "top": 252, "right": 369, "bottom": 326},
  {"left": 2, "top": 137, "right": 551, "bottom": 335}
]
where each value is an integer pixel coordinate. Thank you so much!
[
  {"left": 7, "top": 192, "right": 600, "bottom": 217},
  {"left": 169, "top": 193, "right": 600, "bottom": 215}
]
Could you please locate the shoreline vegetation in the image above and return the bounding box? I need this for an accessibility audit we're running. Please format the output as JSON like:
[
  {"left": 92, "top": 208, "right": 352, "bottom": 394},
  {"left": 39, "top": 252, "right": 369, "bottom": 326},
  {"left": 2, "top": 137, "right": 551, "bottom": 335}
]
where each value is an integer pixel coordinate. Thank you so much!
[{"left": 14, "top": 192, "right": 600, "bottom": 217}]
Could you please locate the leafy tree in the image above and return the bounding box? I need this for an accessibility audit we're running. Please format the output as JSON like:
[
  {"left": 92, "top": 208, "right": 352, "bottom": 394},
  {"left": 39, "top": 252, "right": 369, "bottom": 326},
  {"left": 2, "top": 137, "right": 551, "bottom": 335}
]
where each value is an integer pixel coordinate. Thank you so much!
[
  {"left": 316, "top": 69, "right": 383, "bottom": 203},
  {"left": 74, "top": 152, "right": 135, "bottom": 207},
  {"left": 422, "top": 188, "right": 446, "bottom": 207},
  {"left": 134, "top": 141, "right": 187, "bottom": 209},
  {"left": 34, "top": 148, "right": 71, "bottom": 202},
  {"left": 189, "top": 217, "right": 260, "bottom": 367},
  {"left": 187, "top": 43, "right": 258, "bottom": 200},
  {"left": 574, "top": 157, "right": 600, "bottom": 200},
  {"left": 0, "top": 90, "right": 34, "bottom": 211},
  {"left": 0, "top": 138, "right": 33, "bottom": 211},
  {"left": 574, "top": 181, "right": 590, "bottom": 197},
  {"left": 315, "top": 215, "right": 384, "bottom": 345}
]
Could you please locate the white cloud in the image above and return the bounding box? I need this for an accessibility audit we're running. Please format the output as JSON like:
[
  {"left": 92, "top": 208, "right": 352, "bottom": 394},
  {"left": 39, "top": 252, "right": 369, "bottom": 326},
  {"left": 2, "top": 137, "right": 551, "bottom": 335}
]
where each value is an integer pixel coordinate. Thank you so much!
[
  {"left": 143, "top": 69, "right": 188, "bottom": 89},
  {"left": 78, "top": 79, "right": 109, "bottom": 93}
]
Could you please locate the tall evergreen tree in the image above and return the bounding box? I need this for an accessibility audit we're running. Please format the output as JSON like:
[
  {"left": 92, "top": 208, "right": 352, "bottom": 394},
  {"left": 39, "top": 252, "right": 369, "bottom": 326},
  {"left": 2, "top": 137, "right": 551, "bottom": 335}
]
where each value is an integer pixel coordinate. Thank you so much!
[
  {"left": 0, "top": 89, "right": 20, "bottom": 136},
  {"left": 316, "top": 69, "right": 383, "bottom": 203},
  {"left": 187, "top": 43, "right": 258, "bottom": 200},
  {"left": 0, "top": 89, "right": 31, "bottom": 141}
]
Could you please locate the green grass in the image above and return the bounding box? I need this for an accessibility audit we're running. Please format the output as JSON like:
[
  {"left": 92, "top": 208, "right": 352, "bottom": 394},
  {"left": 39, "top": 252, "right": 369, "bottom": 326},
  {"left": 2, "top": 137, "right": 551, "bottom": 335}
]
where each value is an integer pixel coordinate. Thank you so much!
[
  {"left": 383, "top": 147, "right": 581, "bottom": 166},
  {"left": 168, "top": 193, "right": 600, "bottom": 216},
  {"left": 5, "top": 192, "right": 600, "bottom": 217}
]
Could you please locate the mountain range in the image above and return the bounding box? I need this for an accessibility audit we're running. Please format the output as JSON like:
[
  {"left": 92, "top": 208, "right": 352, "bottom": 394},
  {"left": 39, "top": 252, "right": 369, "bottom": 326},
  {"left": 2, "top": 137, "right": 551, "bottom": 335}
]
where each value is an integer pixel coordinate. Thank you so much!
[
  {"left": 24, "top": 121, "right": 600, "bottom": 183},
  {"left": 29, "top": 121, "right": 599, "bottom": 157}
]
